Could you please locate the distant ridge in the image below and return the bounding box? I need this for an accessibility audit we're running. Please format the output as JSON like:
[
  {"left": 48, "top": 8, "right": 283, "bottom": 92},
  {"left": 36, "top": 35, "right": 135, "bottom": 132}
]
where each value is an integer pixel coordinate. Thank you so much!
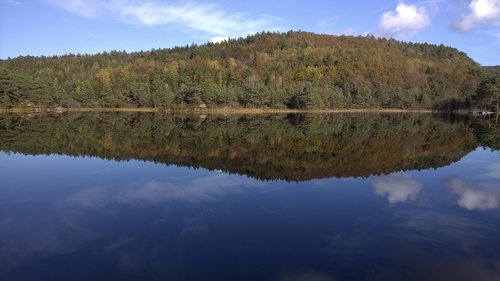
[{"left": 0, "top": 31, "right": 498, "bottom": 111}]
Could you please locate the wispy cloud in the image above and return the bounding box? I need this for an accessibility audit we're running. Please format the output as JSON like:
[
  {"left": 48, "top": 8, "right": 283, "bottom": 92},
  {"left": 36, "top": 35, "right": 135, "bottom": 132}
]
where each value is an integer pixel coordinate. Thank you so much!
[
  {"left": 47, "top": 0, "right": 280, "bottom": 38},
  {"left": 49, "top": 0, "right": 103, "bottom": 19},
  {"left": 377, "top": 3, "right": 431, "bottom": 38},
  {"left": 445, "top": 178, "right": 500, "bottom": 210},
  {"left": 372, "top": 173, "right": 423, "bottom": 204},
  {"left": 452, "top": 0, "right": 500, "bottom": 32}
]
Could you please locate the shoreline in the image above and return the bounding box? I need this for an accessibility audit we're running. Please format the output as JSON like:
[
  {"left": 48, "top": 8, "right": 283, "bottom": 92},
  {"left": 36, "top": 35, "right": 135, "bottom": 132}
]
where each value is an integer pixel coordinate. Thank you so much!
[{"left": 0, "top": 107, "right": 435, "bottom": 114}]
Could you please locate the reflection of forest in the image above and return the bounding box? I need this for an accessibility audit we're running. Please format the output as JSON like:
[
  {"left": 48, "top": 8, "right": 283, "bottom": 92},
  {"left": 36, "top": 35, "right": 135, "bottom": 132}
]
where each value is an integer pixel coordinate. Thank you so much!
[
  {"left": 0, "top": 113, "right": 489, "bottom": 181},
  {"left": 471, "top": 115, "right": 500, "bottom": 151}
]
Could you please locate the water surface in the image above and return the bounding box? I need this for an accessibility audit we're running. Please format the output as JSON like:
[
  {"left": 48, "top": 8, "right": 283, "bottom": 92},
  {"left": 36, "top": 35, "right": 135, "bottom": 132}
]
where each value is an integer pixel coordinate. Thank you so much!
[{"left": 1, "top": 113, "right": 499, "bottom": 281}]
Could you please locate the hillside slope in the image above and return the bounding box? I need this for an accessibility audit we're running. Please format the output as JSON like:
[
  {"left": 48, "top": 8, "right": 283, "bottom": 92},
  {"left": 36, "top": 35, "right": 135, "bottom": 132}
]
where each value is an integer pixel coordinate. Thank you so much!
[{"left": 0, "top": 31, "right": 491, "bottom": 110}]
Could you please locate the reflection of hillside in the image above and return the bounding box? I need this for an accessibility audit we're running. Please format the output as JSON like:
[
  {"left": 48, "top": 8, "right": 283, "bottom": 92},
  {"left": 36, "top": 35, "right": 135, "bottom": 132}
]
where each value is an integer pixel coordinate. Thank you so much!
[
  {"left": 471, "top": 115, "right": 500, "bottom": 151},
  {"left": 0, "top": 113, "right": 478, "bottom": 181}
]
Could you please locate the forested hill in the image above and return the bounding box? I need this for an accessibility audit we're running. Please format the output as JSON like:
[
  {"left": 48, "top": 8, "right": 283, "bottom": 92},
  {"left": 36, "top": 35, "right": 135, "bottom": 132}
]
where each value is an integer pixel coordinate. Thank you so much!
[{"left": 0, "top": 31, "right": 498, "bottom": 110}]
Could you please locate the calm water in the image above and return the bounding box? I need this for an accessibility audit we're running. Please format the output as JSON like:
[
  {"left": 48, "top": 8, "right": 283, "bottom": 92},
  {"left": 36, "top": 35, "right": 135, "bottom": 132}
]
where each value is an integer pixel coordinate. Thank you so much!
[{"left": 1, "top": 113, "right": 500, "bottom": 281}]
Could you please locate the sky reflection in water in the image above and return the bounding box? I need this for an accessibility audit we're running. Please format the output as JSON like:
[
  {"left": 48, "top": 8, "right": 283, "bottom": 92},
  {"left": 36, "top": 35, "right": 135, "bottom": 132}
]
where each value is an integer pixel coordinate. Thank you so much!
[
  {"left": 0, "top": 113, "right": 500, "bottom": 281},
  {"left": 1, "top": 148, "right": 500, "bottom": 281}
]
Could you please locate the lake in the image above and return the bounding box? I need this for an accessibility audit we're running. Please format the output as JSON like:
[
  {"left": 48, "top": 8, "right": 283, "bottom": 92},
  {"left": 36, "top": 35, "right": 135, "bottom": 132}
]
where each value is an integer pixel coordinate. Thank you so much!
[{"left": 1, "top": 112, "right": 499, "bottom": 281}]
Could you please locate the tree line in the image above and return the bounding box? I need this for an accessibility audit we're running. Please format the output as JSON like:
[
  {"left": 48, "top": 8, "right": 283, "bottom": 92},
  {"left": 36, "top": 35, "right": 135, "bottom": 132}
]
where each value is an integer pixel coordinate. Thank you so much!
[{"left": 0, "top": 31, "right": 498, "bottom": 110}]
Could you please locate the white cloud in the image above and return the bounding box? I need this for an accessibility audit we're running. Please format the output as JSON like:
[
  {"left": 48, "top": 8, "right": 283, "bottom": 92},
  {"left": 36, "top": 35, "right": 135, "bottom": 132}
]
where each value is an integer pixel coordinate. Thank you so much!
[
  {"left": 210, "top": 36, "right": 229, "bottom": 43},
  {"left": 372, "top": 174, "right": 423, "bottom": 204},
  {"left": 47, "top": 0, "right": 279, "bottom": 38},
  {"left": 445, "top": 178, "right": 500, "bottom": 210},
  {"left": 377, "top": 3, "right": 431, "bottom": 38},
  {"left": 452, "top": 0, "right": 500, "bottom": 32}
]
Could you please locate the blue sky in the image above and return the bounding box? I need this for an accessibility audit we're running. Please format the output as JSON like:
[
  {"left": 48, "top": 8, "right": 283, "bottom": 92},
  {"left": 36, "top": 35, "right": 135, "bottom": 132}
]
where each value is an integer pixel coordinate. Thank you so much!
[{"left": 1, "top": 0, "right": 499, "bottom": 65}]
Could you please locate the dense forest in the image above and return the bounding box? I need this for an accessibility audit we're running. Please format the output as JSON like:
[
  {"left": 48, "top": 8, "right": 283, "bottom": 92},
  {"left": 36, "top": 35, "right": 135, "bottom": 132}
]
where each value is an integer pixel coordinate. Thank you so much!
[
  {"left": 1, "top": 112, "right": 491, "bottom": 181},
  {"left": 1, "top": 31, "right": 498, "bottom": 111}
]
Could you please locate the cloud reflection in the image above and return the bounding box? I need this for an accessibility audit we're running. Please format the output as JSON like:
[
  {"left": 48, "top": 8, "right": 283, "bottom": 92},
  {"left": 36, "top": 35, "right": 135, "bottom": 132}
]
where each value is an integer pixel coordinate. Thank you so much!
[
  {"left": 0, "top": 173, "right": 266, "bottom": 271},
  {"left": 372, "top": 174, "right": 422, "bottom": 204},
  {"left": 65, "top": 173, "right": 263, "bottom": 209},
  {"left": 486, "top": 163, "right": 500, "bottom": 180},
  {"left": 445, "top": 178, "right": 500, "bottom": 211}
]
